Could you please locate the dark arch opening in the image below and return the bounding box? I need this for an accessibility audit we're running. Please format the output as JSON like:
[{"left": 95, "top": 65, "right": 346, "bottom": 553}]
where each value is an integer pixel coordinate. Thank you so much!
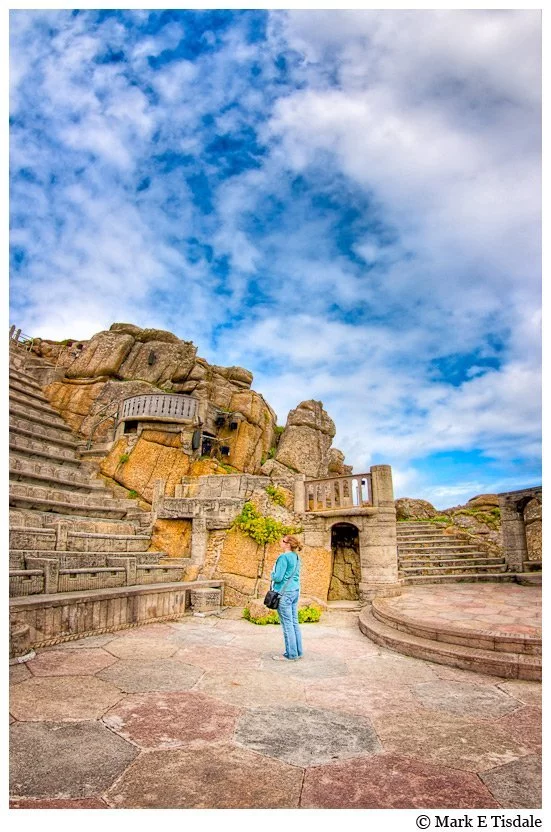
[{"left": 328, "top": 522, "right": 361, "bottom": 601}]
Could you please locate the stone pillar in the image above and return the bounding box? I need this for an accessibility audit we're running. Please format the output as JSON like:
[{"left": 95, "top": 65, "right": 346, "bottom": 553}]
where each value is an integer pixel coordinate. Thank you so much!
[
  {"left": 358, "top": 465, "right": 401, "bottom": 602},
  {"left": 190, "top": 517, "right": 209, "bottom": 568},
  {"left": 499, "top": 496, "right": 528, "bottom": 573},
  {"left": 151, "top": 479, "right": 166, "bottom": 523},
  {"left": 55, "top": 521, "right": 69, "bottom": 551},
  {"left": 191, "top": 587, "right": 222, "bottom": 613},
  {"left": 107, "top": 556, "right": 137, "bottom": 586},
  {"left": 294, "top": 474, "right": 306, "bottom": 514}
]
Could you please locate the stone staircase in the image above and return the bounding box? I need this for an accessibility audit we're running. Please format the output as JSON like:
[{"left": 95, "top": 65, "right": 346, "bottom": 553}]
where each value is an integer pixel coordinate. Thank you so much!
[
  {"left": 9, "top": 345, "right": 190, "bottom": 597},
  {"left": 397, "top": 521, "right": 509, "bottom": 584}
]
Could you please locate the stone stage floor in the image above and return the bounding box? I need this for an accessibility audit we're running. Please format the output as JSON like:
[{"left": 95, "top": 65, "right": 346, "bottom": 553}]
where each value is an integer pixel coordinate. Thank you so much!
[{"left": 9, "top": 592, "right": 542, "bottom": 810}]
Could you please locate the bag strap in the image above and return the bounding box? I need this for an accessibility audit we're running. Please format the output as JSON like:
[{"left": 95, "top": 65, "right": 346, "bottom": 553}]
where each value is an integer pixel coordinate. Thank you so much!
[{"left": 277, "top": 553, "right": 300, "bottom": 597}]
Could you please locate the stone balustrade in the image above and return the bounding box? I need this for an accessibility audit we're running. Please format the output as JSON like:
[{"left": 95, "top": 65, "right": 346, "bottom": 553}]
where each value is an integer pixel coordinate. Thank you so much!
[
  {"left": 120, "top": 393, "right": 198, "bottom": 423},
  {"left": 304, "top": 473, "right": 372, "bottom": 512}
]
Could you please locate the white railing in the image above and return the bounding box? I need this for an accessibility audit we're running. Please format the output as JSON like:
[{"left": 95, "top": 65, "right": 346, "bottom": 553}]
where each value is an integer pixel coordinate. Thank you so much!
[
  {"left": 120, "top": 393, "right": 198, "bottom": 422},
  {"left": 305, "top": 473, "right": 372, "bottom": 512},
  {"left": 9, "top": 325, "right": 36, "bottom": 351}
]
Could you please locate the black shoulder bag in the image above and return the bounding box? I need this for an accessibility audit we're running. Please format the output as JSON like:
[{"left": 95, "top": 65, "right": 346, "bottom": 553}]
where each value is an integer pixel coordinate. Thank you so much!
[{"left": 264, "top": 555, "right": 300, "bottom": 610}]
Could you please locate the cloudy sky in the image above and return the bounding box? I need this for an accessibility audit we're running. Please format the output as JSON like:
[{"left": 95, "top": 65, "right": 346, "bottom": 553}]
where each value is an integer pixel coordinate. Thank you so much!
[{"left": 9, "top": 9, "right": 541, "bottom": 507}]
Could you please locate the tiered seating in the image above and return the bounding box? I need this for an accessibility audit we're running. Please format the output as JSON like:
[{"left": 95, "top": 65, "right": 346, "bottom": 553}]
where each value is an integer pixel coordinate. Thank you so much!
[{"left": 9, "top": 347, "right": 190, "bottom": 597}]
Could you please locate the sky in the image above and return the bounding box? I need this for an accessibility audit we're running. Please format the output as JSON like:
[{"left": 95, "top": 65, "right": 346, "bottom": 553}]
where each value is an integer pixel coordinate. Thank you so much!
[{"left": 9, "top": 8, "right": 542, "bottom": 508}]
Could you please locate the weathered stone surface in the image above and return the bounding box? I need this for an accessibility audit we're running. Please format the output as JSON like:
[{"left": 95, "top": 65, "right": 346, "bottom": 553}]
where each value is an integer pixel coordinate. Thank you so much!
[
  {"left": 24, "top": 648, "right": 117, "bottom": 677},
  {"left": 328, "top": 447, "right": 346, "bottom": 474},
  {"left": 118, "top": 339, "right": 197, "bottom": 385},
  {"left": 259, "top": 458, "right": 298, "bottom": 489},
  {"left": 395, "top": 498, "right": 437, "bottom": 520},
  {"left": 65, "top": 330, "right": 135, "bottom": 379},
  {"left": 302, "top": 754, "right": 500, "bottom": 808},
  {"left": 260, "top": 652, "right": 349, "bottom": 680},
  {"left": 524, "top": 498, "right": 542, "bottom": 560},
  {"left": 276, "top": 424, "right": 332, "bottom": 478},
  {"left": 196, "top": 669, "right": 306, "bottom": 708},
  {"left": 10, "top": 798, "right": 108, "bottom": 808},
  {"left": 97, "top": 659, "right": 202, "bottom": 693},
  {"left": 103, "top": 691, "right": 241, "bottom": 748},
  {"left": 105, "top": 745, "right": 302, "bottom": 808},
  {"left": 235, "top": 705, "right": 381, "bottom": 766},
  {"left": 110, "top": 323, "right": 181, "bottom": 344},
  {"left": 10, "top": 664, "right": 32, "bottom": 685},
  {"left": 347, "top": 654, "right": 438, "bottom": 684},
  {"left": 371, "top": 709, "right": 532, "bottom": 772},
  {"left": 496, "top": 680, "right": 542, "bottom": 708},
  {"left": 411, "top": 681, "right": 521, "bottom": 719},
  {"left": 174, "top": 644, "right": 261, "bottom": 672},
  {"left": 10, "top": 721, "right": 138, "bottom": 798},
  {"left": 480, "top": 755, "right": 541, "bottom": 808},
  {"left": 150, "top": 518, "right": 192, "bottom": 559},
  {"left": 305, "top": 676, "right": 416, "bottom": 719},
  {"left": 9, "top": 676, "right": 123, "bottom": 721},
  {"left": 496, "top": 707, "right": 541, "bottom": 750},
  {"left": 104, "top": 636, "right": 179, "bottom": 660},
  {"left": 100, "top": 433, "right": 190, "bottom": 502}
]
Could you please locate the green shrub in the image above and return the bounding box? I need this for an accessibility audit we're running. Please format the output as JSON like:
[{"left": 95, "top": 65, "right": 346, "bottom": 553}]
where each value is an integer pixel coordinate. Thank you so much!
[
  {"left": 127, "top": 490, "right": 139, "bottom": 499},
  {"left": 232, "top": 502, "right": 301, "bottom": 546},
  {"left": 298, "top": 605, "right": 322, "bottom": 623},
  {"left": 265, "top": 484, "right": 286, "bottom": 506},
  {"left": 119, "top": 453, "right": 130, "bottom": 464},
  {"left": 242, "top": 604, "right": 322, "bottom": 625}
]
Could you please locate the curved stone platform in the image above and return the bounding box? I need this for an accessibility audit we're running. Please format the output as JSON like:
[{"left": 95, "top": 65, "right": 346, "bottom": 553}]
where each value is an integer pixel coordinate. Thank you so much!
[{"left": 359, "top": 585, "right": 541, "bottom": 680}]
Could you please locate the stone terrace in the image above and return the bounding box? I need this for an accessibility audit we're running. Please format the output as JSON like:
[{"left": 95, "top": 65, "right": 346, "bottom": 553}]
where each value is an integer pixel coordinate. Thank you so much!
[{"left": 10, "top": 607, "right": 541, "bottom": 809}]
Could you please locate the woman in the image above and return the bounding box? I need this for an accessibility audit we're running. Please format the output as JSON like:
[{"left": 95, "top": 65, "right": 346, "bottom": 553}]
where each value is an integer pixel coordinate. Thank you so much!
[{"left": 271, "top": 535, "right": 303, "bottom": 661}]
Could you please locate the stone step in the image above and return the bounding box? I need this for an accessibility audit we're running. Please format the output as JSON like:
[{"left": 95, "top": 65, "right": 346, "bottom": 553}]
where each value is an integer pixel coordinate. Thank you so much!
[
  {"left": 10, "top": 409, "right": 76, "bottom": 440},
  {"left": 398, "top": 543, "right": 482, "bottom": 553},
  {"left": 9, "top": 485, "right": 133, "bottom": 519},
  {"left": 9, "top": 391, "right": 68, "bottom": 424},
  {"left": 9, "top": 458, "right": 107, "bottom": 493},
  {"left": 402, "top": 572, "right": 515, "bottom": 585},
  {"left": 359, "top": 605, "right": 540, "bottom": 680},
  {"left": 13, "top": 550, "right": 170, "bottom": 568},
  {"left": 9, "top": 378, "right": 50, "bottom": 403},
  {"left": 10, "top": 526, "right": 149, "bottom": 552},
  {"left": 9, "top": 435, "right": 81, "bottom": 466},
  {"left": 8, "top": 367, "right": 44, "bottom": 391},
  {"left": 9, "top": 418, "right": 80, "bottom": 450},
  {"left": 399, "top": 557, "right": 505, "bottom": 569},
  {"left": 400, "top": 563, "right": 507, "bottom": 577}
]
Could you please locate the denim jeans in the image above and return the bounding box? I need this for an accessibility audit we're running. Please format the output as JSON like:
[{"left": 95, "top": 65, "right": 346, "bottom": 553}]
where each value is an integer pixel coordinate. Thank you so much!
[{"left": 278, "top": 588, "right": 303, "bottom": 659}]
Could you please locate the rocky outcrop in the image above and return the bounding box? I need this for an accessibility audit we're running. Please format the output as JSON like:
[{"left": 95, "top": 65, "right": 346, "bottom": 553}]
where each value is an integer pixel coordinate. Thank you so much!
[
  {"left": 275, "top": 400, "right": 336, "bottom": 478},
  {"left": 395, "top": 498, "right": 437, "bottom": 521}
]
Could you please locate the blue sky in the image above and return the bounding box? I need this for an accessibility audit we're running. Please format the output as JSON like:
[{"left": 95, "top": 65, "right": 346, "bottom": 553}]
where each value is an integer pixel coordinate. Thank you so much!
[{"left": 9, "top": 9, "right": 541, "bottom": 507}]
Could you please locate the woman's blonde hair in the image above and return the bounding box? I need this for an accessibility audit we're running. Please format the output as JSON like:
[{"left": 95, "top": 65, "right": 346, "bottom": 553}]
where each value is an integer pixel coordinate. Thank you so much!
[{"left": 284, "top": 534, "right": 303, "bottom": 552}]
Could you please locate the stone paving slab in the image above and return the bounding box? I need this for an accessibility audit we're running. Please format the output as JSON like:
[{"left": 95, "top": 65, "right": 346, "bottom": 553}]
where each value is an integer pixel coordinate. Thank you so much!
[
  {"left": 10, "top": 798, "right": 108, "bottom": 808},
  {"left": 301, "top": 754, "right": 501, "bottom": 808},
  {"left": 259, "top": 652, "right": 350, "bottom": 679},
  {"left": 411, "top": 680, "right": 522, "bottom": 719},
  {"left": 10, "top": 675, "right": 124, "bottom": 721},
  {"left": 173, "top": 644, "right": 261, "bottom": 671},
  {"left": 104, "top": 636, "right": 180, "bottom": 660},
  {"left": 97, "top": 658, "right": 203, "bottom": 693},
  {"left": 195, "top": 668, "right": 307, "bottom": 708},
  {"left": 10, "top": 721, "right": 138, "bottom": 798},
  {"left": 26, "top": 648, "right": 118, "bottom": 676},
  {"left": 235, "top": 704, "right": 381, "bottom": 766},
  {"left": 103, "top": 692, "right": 241, "bottom": 749},
  {"left": 9, "top": 663, "right": 32, "bottom": 684},
  {"left": 496, "top": 706, "right": 542, "bottom": 751},
  {"left": 347, "top": 653, "right": 440, "bottom": 683},
  {"left": 480, "top": 755, "right": 542, "bottom": 809},
  {"left": 496, "top": 680, "right": 542, "bottom": 707},
  {"left": 105, "top": 745, "right": 303, "bottom": 808},
  {"left": 371, "top": 709, "right": 533, "bottom": 772},
  {"left": 304, "top": 675, "right": 418, "bottom": 718}
]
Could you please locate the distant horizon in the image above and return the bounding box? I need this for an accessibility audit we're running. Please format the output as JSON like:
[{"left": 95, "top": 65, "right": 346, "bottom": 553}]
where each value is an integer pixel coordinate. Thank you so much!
[{"left": 10, "top": 10, "right": 542, "bottom": 508}]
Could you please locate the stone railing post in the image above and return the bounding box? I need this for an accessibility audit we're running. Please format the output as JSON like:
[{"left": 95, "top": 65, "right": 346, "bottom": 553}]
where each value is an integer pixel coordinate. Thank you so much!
[
  {"left": 294, "top": 474, "right": 306, "bottom": 514},
  {"left": 151, "top": 479, "right": 166, "bottom": 523},
  {"left": 107, "top": 556, "right": 137, "bottom": 586},
  {"left": 55, "top": 521, "right": 68, "bottom": 551},
  {"left": 358, "top": 465, "right": 401, "bottom": 602},
  {"left": 190, "top": 517, "right": 209, "bottom": 569},
  {"left": 499, "top": 496, "right": 528, "bottom": 573}
]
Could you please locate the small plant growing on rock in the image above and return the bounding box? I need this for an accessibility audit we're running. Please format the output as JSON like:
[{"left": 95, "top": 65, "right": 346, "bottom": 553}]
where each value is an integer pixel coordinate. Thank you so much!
[
  {"left": 232, "top": 502, "right": 301, "bottom": 546},
  {"left": 128, "top": 490, "right": 139, "bottom": 499},
  {"left": 119, "top": 453, "right": 130, "bottom": 465},
  {"left": 265, "top": 484, "right": 286, "bottom": 506}
]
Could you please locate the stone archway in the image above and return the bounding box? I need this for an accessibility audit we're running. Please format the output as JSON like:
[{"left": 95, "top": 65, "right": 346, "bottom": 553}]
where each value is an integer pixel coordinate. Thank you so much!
[{"left": 328, "top": 522, "right": 361, "bottom": 601}]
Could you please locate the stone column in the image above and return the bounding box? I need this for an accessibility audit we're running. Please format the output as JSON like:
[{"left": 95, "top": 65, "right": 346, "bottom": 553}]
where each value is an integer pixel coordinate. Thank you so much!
[
  {"left": 55, "top": 521, "right": 68, "bottom": 551},
  {"left": 151, "top": 479, "right": 166, "bottom": 523},
  {"left": 190, "top": 517, "right": 209, "bottom": 568},
  {"left": 294, "top": 474, "right": 306, "bottom": 514},
  {"left": 499, "top": 496, "right": 528, "bottom": 573},
  {"left": 358, "top": 465, "right": 401, "bottom": 602}
]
